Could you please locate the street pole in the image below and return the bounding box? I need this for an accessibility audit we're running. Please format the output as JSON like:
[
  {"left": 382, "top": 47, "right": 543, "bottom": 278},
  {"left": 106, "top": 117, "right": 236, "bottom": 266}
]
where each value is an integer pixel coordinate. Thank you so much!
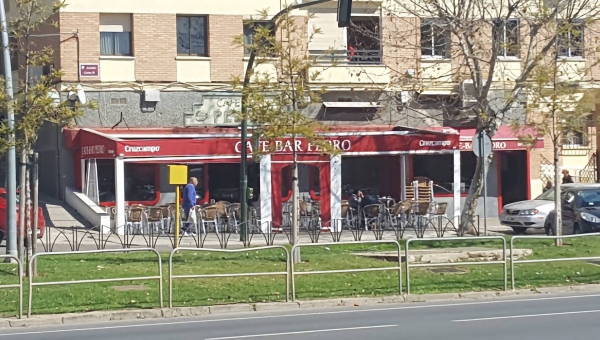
[
  {"left": 478, "top": 131, "right": 488, "bottom": 236},
  {"left": 0, "top": 0, "right": 17, "bottom": 260},
  {"left": 239, "top": 0, "right": 334, "bottom": 246}
]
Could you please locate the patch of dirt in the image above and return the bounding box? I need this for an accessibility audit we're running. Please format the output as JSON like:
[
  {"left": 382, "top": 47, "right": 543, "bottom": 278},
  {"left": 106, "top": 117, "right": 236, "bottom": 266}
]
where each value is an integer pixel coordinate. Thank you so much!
[{"left": 112, "top": 285, "right": 149, "bottom": 291}]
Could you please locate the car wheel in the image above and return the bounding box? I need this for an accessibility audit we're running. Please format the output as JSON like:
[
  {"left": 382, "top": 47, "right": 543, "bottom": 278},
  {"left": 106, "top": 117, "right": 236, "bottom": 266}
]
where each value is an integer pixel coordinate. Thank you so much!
[
  {"left": 511, "top": 227, "right": 528, "bottom": 234},
  {"left": 574, "top": 224, "right": 582, "bottom": 235},
  {"left": 545, "top": 224, "right": 554, "bottom": 236}
]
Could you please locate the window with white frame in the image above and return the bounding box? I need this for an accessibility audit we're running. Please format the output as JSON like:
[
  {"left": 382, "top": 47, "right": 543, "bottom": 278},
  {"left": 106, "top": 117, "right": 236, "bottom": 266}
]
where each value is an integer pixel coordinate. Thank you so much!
[
  {"left": 561, "top": 116, "right": 590, "bottom": 147},
  {"left": 99, "top": 14, "right": 132, "bottom": 56},
  {"left": 421, "top": 19, "right": 451, "bottom": 58},
  {"left": 492, "top": 19, "right": 520, "bottom": 58},
  {"left": 558, "top": 21, "right": 584, "bottom": 58}
]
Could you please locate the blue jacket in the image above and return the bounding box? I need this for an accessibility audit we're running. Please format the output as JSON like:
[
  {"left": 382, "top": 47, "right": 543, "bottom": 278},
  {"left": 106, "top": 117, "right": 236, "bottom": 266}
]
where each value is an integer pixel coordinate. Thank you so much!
[{"left": 182, "top": 183, "right": 197, "bottom": 209}]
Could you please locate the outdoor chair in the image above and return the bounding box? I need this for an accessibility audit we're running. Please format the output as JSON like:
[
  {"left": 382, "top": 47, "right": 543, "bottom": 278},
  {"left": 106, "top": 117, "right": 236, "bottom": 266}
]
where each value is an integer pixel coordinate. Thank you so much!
[
  {"left": 126, "top": 207, "right": 145, "bottom": 235},
  {"left": 411, "top": 201, "right": 432, "bottom": 238},
  {"left": 387, "top": 200, "right": 412, "bottom": 239},
  {"left": 199, "top": 205, "right": 224, "bottom": 233},
  {"left": 429, "top": 202, "right": 449, "bottom": 237},
  {"left": 158, "top": 205, "right": 171, "bottom": 233},
  {"left": 147, "top": 207, "right": 165, "bottom": 235},
  {"left": 362, "top": 204, "right": 381, "bottom": 231}
]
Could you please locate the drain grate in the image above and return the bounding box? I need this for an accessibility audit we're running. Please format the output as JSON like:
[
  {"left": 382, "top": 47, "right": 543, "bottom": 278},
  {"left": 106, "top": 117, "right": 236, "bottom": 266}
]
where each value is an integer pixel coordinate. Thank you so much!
[{"left": 427, "top": 267, "right": 469, "bottom": 274}]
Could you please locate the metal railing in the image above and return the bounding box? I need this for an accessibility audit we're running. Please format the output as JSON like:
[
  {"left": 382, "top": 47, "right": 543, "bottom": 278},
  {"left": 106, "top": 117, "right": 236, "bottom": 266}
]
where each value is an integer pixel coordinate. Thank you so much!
[
  {"left": 0, "top": 255, "right": 22, "bottom": 319},
  {"left": 510, "top": 233, "right": 600, "bottom": 290},
  {"left": 28, "top": 248, "right": 163, "bottom": 317},
  {"left": 406, "top": 236, "right": 507, "bottom": 294},
  {"left": 309, "top": 49, "right": 383, "bottom": 64},
  {"left": 290, "top": 241, "right": 402, "bottom": 301},
  {"left": 168, "top": 246, "right": 290, "bottom": 308}
]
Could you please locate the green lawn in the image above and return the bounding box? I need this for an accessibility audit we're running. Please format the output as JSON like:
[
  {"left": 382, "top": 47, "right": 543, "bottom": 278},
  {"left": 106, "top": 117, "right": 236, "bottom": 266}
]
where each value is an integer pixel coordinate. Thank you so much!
[{"left": 1, "top": 235, "right": 600, "bottom": 318}]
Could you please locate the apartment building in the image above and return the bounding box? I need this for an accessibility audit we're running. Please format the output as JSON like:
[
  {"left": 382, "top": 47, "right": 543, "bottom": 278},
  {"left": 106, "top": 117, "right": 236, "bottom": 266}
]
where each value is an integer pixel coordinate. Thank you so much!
[{"left": 6, "top": 0, "right": 598, "bottom": 219}]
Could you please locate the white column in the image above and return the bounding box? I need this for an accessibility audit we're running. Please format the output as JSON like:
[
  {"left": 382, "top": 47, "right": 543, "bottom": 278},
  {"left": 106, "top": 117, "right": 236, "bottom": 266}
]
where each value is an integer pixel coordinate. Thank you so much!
[
  {"left": 330, "top": 155, "right": 342, "bottom": 231},
  {"left": 81, "top": 159, "right": 86, "bottom": 194},
  {"left": 115, "top": 157, "right": 126, "bottom": 235},
  {"left": 453, "top": 149, "right": 461, "bottom": 226},
  {"left": 259, "top": 154, "right": 272, "bottom": 232},
  {"left": 400, "top": 155, "right": 407, "bottom": 201}
]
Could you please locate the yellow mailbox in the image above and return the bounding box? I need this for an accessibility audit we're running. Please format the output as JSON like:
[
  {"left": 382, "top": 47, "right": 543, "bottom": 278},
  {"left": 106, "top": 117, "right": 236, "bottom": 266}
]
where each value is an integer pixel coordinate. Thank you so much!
[
  {"left": 168, "top": 165, "right": 188, "bottom": 247},
  {"left": 168, "top": 165, "right": 188, "bottom": 185}
]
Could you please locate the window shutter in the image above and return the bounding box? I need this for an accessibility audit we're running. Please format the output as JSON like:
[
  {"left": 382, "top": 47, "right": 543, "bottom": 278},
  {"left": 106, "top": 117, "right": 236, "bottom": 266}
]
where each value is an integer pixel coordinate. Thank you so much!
[{"left": 308, "top": 9, "right": 347, "bottom": 52}]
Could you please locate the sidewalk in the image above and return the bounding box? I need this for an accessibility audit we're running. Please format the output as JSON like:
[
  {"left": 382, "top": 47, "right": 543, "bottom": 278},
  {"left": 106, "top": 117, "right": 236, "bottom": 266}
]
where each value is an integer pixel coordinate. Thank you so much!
[{"left": 37, "top": 218, "right": 512, "bottom": 252}]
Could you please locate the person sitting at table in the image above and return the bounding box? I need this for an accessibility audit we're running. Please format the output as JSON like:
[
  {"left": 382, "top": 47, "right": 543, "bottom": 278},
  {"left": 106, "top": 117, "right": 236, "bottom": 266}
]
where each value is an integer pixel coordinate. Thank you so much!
[
  {"left": 182, "top": 177, "right": 198, "bottom": 234},
  {"left": 350, "top": 189, "right": 379, "bottom": 209}
]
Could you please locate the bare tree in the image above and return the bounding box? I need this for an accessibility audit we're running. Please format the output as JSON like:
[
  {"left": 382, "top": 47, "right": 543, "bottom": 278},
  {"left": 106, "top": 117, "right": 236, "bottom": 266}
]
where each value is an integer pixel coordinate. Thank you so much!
[{"left": 350, "top": 0, "right": 600, "bottom": 234}]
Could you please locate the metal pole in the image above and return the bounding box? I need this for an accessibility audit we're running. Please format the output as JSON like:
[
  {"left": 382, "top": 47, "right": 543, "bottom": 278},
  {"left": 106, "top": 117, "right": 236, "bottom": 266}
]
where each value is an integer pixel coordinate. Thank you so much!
[
  {"left": 32, "top": 152, "right": 38, "bottom": 276},
  {"left": 174, "top": 186, "right": 180, "bottom": 248},
  {"left": 479, "top": 132, "right": 488, "bottom": 236},
  {"left": 0, "top": 0, "right": 17, "bottom": 260},
  {"left": 240, "top": 52, "right": 254, "bottom": 245}
]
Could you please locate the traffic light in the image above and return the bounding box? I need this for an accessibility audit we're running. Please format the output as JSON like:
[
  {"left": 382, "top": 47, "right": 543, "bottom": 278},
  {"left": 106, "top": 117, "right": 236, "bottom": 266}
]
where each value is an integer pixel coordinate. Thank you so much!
[{"left": 337, "top": 0, "right": 352, "bottom": 27}]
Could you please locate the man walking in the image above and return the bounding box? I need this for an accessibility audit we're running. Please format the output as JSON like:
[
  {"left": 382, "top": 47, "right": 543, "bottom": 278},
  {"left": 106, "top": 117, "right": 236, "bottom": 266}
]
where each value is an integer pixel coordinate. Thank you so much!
[{"left": 182, "top": 177, "right": 198, "bottom": 234}]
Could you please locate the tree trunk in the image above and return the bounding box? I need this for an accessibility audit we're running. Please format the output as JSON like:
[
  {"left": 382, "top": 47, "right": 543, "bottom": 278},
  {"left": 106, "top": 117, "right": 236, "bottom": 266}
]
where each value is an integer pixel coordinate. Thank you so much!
[
  {"left": 553, "top": 145, "right": 563, "bottom": 246},
  {"left": 17, "top": 150, "right": 26, "bottom": 261},
  {"left": 459, "top": 153, "right": 494, "bottom": 235}
]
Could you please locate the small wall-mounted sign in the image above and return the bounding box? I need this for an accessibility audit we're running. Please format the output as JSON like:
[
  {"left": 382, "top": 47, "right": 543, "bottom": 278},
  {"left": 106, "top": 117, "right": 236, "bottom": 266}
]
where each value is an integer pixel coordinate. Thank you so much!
[{"left": 79, "top": 63, "right": 99, "bottom": 77}]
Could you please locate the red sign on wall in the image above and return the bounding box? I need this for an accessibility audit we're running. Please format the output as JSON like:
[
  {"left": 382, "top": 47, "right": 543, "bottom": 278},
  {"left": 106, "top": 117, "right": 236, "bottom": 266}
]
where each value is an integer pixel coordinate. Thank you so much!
[{"left": 80, "top": 63, "right": 99, "bottom": 77}]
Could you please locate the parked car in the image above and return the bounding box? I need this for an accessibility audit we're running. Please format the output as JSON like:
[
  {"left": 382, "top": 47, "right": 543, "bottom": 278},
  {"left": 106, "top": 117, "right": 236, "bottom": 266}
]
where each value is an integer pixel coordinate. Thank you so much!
[
  {"left": 500, "top": 183, "right": 579, "bottom": 234},
  {"left": 546, "top": 184, "right": 600, "bottom": 235},
  {"left": 0, "top": 188, "right": 46, "bottom": 245}
]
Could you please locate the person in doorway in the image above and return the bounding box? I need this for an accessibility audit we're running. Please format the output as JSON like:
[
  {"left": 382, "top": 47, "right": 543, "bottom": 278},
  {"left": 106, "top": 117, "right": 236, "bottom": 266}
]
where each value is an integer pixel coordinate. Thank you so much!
[
  {"left": 182, "top": 177, "right": 198, "bottom": 234},
  {"left": 544, "top": 180, "right": 553, "bottom": 192},
  {"left": 562, "top": 170, "right": 574, "bottom": 184}
]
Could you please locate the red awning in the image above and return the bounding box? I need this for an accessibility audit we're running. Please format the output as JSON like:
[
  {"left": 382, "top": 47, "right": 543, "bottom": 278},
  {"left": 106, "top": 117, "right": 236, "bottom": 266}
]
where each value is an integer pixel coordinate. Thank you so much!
[
  {"left": 67, "top": 126, "right": 462, "bottom": 160},
  {"left": 423, "top": 126, "right": 543, "bottom": 151}
]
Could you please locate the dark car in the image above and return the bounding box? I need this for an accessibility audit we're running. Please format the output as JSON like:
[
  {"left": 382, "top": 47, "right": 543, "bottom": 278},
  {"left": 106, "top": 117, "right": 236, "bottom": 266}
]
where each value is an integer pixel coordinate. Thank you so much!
[{"left": 546, "top": 184, "right": 600, "bottom": 235}]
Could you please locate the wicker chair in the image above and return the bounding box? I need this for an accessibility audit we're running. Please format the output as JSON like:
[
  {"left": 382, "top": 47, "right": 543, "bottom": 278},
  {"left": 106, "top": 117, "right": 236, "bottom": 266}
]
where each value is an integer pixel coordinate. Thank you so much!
[
  {"left": 126, "top": 207, "right": 145, "bottom": 234},
  {"left": 147, "top": 207, "right": 165, "bottom": 234}
]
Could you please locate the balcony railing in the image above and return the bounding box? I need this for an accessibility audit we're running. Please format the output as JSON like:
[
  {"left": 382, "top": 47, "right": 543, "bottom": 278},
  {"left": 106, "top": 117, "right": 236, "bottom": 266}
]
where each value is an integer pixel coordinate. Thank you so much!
[{"left": 309, "top": 49, "right": 382, "bottom": 64}]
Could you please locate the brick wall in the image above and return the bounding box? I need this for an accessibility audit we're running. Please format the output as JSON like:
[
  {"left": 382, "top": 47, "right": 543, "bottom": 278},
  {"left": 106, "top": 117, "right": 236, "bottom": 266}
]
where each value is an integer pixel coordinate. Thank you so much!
[
  {"left": 59, "top": 12, "right": 100, "bottom": 82},
  {"left": 209, "top": 15, "right": 244, "bottom": 82},
  {"left": 382, "top": 16, "right": 419, "bottom": 84},
  {"left": 132, "top": 14, "right": 177, "bottom": 82}
]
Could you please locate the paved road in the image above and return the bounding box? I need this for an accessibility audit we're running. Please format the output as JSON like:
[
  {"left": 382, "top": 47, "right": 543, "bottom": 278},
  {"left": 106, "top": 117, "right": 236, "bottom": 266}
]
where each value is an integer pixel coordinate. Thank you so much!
[{"left": 2, "top": 293, "right": 599, "bottom": 339}]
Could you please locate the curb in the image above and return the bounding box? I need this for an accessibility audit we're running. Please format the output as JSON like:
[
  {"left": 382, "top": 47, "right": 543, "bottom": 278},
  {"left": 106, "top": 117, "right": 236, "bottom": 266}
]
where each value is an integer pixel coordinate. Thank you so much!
[{"left": 3, "top": 283, "right": 600, "bottom": 329}]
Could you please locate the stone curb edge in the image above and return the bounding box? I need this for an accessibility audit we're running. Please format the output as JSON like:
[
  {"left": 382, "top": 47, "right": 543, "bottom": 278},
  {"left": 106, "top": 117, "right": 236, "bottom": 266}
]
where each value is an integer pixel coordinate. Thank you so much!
[{"left": 3, "top": 283, "right": 600, "bottom": 329}]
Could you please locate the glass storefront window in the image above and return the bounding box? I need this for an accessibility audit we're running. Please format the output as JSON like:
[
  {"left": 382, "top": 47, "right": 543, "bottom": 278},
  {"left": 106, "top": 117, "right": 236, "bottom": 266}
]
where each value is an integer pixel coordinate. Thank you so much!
[
  {"left": 412, "top": 152, "right": 476, "bottom": 195},
  {"left": 96, "top": 160, "right": 157, "bottom": 203}
]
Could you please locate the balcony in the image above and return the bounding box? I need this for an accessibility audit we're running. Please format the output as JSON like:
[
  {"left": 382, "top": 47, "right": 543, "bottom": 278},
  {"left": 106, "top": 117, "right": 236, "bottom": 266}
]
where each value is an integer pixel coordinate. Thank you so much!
[{"left": 308, "top": 50, "right": 389, "bottom": 85}]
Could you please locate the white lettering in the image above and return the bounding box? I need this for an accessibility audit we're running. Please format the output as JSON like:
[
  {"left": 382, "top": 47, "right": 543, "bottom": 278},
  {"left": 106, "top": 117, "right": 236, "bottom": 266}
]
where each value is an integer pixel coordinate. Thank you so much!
[
  {"left": 124, "top": 146, "right": 161, "bottom": 153},
  {"left": 81, "top": 145, "right": 106, "bottom": 156},
  {"left": 234, "top": 139, "right": 353, "bottom": 153},
  {"left": 419, "top": 140, "right": 451, "bottom": 147},
  {"left": 492, "top": 142, "right": 507, "bottom": 149}
]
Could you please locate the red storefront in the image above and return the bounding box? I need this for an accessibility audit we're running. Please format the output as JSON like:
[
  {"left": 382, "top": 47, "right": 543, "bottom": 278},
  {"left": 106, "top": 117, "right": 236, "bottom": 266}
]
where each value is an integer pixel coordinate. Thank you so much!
[{"left": 65, "top": 126, "right": 462, "bottom": 234}]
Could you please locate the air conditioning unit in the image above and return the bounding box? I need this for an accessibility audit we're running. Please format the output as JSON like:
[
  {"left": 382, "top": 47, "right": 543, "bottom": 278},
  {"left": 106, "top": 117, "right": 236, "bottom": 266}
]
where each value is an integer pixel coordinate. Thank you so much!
[
  {"left": 459, "top": 80, "right": 478, "bottom": 108},
  {"left": 143, "top": 90, "right": 161, "bottom": 102}
]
